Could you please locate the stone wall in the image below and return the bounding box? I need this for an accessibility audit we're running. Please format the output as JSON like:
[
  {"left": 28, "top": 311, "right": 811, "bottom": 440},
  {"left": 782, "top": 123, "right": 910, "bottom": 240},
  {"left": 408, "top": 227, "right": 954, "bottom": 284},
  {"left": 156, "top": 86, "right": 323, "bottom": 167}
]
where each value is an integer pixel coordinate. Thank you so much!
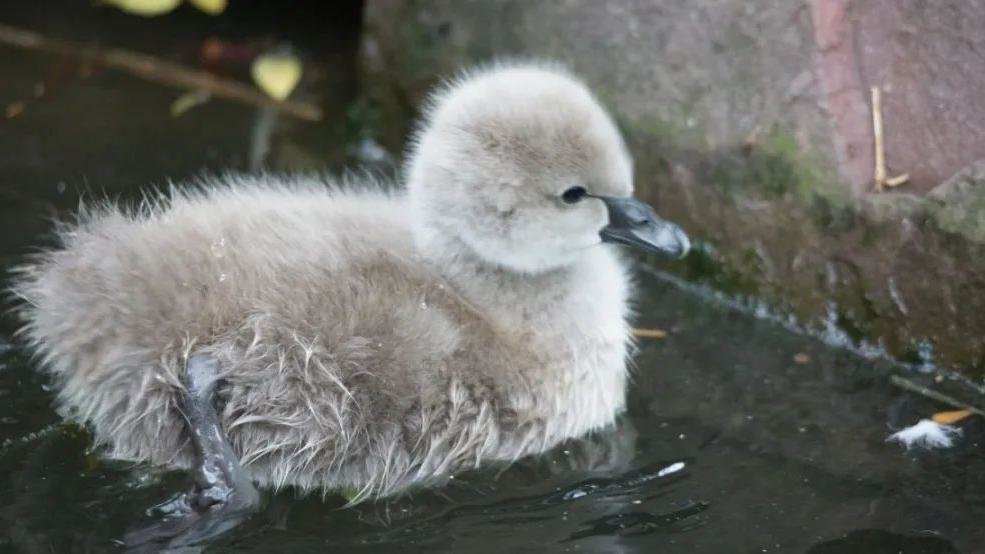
[{"left": 358, "top": 0, "right": 985, "bottom": 377}]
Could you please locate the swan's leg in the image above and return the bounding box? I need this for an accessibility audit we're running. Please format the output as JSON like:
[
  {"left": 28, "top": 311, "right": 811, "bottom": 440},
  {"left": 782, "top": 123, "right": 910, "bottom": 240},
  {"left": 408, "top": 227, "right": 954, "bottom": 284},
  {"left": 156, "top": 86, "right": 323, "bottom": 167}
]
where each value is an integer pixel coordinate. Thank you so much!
[{"left": 124, "top": 354, "right": 260, "bottom": 551}]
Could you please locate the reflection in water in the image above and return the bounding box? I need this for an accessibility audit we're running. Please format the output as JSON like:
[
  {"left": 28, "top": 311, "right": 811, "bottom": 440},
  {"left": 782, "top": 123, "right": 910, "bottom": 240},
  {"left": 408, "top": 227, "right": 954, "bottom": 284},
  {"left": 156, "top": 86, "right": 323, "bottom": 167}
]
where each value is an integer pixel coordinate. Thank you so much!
[
  {"left": 808, "top": 529, "right": 958, "bottom": 554},
  {"left": 565, "top": 502, "right": 710, "bottom": 542}
]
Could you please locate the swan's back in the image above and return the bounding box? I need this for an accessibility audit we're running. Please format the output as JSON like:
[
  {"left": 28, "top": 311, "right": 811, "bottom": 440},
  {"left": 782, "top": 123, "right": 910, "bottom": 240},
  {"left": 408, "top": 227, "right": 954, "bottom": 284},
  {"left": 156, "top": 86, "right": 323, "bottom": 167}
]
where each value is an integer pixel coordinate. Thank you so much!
[
  {"left": 19, "top": 178, "right": 412, "bottom": 348},
  {"left": 12, "top": 176, "right": 501, "bottom": 494}
]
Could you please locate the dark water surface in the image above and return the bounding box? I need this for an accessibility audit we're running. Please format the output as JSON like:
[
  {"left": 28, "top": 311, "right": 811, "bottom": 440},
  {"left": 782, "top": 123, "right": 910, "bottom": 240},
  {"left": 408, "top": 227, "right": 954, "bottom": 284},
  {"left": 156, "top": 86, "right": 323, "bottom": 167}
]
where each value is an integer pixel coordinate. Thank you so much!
[{"left": 2, "top": 3, "right": 985, "bottom": 553}]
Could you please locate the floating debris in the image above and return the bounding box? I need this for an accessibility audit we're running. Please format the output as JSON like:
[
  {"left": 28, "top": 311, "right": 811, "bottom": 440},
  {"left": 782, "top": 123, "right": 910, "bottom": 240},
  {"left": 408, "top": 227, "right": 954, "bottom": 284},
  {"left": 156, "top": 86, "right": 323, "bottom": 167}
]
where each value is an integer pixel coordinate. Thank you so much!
[
  {"left": 886, "top": 375, "right": 985, "bottom": 449},
  {"left": 632, "top": 328, "right": 667, "bottom": 339},
  {"left": 656, "top": 461, "right": 685, "bottom": 477},
  {"left": 932, "top": 409, "right": 974, "bottom": 425},
  {"left": 890, "top": 375, "right": 985, "bottom": 417},
  {"left": 0, "top": 422, "right": 72, "bottom": 457},
  {"left": 888, "top": 419, "right": 961, "bottom": 450}
]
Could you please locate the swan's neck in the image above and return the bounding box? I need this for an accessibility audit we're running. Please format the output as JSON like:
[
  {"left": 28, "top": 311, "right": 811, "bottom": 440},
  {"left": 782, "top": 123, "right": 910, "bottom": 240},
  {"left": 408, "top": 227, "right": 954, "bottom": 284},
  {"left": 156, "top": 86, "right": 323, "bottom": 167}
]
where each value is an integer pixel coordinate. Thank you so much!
[{"left": 413, "top": 222, "right": 631, "bottom": 339}]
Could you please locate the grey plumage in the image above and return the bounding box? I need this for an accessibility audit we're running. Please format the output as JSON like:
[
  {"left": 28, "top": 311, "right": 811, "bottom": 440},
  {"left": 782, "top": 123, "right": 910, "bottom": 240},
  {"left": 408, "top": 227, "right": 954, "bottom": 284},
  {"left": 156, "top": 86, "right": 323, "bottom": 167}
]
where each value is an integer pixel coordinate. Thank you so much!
[{"left": 9, "top": 63, "right": 669, "bottom": 501}]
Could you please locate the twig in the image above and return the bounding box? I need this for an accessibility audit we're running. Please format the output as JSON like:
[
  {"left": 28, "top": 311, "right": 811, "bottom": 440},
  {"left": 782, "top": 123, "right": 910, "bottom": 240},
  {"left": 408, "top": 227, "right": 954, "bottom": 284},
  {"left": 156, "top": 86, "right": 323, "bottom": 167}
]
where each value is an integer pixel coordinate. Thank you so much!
[
  {"left": 632, "top": 328, "right": 668, "bottom": 339},
  {"left": 0, "top": 23, "right": 322, "bottom": 122},
  {"left": 890, "top": 375, "right": 985, "bottom": 418},
  {"left": 872, "top": 86, "right": 885, "bottom": 191},
  {"left": 885, "top": 173, "right": 909, "bottom": 187},
  {"left": 870, "top": 86, "right": 908, "bottom": 192}
]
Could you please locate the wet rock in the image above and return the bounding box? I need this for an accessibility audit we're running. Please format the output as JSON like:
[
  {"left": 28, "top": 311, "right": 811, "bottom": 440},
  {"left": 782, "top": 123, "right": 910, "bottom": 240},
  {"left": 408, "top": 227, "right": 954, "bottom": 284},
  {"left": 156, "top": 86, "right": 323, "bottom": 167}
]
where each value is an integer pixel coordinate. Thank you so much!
[{"left": 927, "top": 160, "right": 985, "bottom": 244}]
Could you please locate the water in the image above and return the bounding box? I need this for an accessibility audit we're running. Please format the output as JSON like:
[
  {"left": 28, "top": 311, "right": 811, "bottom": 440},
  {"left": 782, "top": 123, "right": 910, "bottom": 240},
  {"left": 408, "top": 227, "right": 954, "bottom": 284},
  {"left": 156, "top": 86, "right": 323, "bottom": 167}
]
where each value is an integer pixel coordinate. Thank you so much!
[
  {"left": 3, "top": 269, "right": 984, "bottom": 553},
  {"left": 2, "top": 3, "right": 985, "bottom": 553}
]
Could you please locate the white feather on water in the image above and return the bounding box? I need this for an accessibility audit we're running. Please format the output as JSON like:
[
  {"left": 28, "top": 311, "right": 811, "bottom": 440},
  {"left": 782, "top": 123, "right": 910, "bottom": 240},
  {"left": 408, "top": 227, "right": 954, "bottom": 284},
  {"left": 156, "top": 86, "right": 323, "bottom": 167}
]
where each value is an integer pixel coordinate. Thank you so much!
[
  {"left": 657, "top": 461, "right": 686, "bottom": 477},
  {"left": 887, "top": 419, "right": 962, "bottom": 449}
]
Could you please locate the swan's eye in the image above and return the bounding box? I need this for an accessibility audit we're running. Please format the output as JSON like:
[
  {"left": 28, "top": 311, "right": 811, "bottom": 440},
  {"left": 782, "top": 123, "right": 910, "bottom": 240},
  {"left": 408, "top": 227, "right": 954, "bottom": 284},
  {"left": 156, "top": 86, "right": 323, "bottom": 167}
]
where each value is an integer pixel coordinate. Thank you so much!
[{"left": 561, "top": 186, "right": 587, "bottom": 204}]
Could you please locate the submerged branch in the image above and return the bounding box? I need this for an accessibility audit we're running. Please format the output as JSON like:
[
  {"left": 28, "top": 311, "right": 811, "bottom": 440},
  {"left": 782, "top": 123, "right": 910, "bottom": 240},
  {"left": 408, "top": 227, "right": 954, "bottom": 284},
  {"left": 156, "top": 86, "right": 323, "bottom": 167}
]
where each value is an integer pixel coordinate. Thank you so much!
[
  {"left": 890, "top": 375, "right": 985, "bottom": 417},
  {"left": 0, "top": 23, "right": 322, "bottom": 121}
]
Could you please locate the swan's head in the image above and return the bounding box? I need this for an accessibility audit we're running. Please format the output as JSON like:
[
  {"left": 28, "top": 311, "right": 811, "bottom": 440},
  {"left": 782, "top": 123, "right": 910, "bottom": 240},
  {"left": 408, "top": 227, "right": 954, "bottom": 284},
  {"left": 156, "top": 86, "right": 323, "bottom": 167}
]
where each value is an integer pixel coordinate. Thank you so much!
[{"left": 406, "top": 63, "right": 689, "bottom": 273}]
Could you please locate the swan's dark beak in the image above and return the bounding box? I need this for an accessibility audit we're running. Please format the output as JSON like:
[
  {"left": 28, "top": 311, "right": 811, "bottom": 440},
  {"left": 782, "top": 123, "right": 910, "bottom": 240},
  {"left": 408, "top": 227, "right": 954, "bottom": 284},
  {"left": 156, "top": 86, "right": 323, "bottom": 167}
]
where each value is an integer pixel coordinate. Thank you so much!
[{"left": 596, "top": 196, "right": 690, "bottom": 259}]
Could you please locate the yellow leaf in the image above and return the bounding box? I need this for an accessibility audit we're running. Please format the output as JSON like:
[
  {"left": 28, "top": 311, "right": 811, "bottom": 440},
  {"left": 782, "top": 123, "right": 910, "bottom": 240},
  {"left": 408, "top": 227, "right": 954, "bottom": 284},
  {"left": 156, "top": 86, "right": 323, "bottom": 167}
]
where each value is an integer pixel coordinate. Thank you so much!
[
  {"left": 188, "top": 0, "right": 227, "bottom": 15},
  {"left": 170, "top": 89, "right": 212, "bottom": 117},
  {"left": 251, "top": 53, "right": 302, "bottom": 101},
  {"left": 931, "top": 409, "right": 973, "bottom": 425},
  {"left": 5, "top": 101, "right": 26, "bottom": 119},
  {"left": 632, "top": 328, "right": 667, "bottom": 339},
  {"left": 103, "top": 0, "right": 183, "bottom": 17}
]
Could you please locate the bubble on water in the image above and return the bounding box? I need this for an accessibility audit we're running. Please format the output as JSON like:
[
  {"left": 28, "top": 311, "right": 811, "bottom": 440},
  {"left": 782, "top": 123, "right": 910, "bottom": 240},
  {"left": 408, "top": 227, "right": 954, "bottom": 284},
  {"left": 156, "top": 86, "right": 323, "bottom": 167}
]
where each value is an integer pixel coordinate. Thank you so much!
[{"left": 566, "top": 489, "right": 587, "bottom": 500}]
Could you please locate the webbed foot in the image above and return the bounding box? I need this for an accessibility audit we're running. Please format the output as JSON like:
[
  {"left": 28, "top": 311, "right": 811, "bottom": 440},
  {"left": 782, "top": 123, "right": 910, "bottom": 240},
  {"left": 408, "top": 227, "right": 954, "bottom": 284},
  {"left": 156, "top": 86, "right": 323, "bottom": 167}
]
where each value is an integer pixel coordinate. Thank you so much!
[{"left": 124, "top": 355, "right": 259, "bottom": 552}]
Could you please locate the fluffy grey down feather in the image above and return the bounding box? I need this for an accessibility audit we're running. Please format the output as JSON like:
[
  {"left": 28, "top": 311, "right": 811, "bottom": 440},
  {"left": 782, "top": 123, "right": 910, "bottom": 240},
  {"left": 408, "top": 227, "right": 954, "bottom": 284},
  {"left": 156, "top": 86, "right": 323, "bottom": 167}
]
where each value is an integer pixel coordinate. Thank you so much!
[{"left": 10, "top": 63, "right": 641, "bottom": 501}]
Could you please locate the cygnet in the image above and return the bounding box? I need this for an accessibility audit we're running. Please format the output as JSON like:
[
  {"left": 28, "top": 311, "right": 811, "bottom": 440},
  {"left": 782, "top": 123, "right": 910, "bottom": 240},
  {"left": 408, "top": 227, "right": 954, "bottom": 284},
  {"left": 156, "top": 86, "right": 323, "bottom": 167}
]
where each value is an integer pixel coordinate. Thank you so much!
[{"left": 11, "top": 62, "right": 690, "bottom": 548}]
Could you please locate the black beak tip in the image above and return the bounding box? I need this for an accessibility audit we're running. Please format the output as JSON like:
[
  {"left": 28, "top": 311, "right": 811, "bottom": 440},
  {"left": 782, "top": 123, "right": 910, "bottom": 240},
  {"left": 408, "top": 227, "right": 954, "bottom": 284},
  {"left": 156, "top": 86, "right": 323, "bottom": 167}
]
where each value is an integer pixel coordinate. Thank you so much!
[
  {"left": 671, "top": 227, "right": 691, "bottom": 259},
  {"left": 645, "top": 224, "right": 690, "bottom": 259}
]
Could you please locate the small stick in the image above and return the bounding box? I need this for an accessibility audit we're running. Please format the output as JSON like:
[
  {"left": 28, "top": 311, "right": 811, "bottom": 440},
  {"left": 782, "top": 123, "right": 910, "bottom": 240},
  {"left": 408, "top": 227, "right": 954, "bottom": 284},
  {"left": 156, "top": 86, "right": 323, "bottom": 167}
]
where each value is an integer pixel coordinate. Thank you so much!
[
  {"left": 885, "top": 173, "right": 910, "bottom": 187},
  {"left": 870, "top": 86, "right": 909, "bottom": 192},
  {"left": 0, "top": 23, "right": 322, "bottom": 122},
  {"left": 890, "top": 375, "right": 985, "bottom": 418},
  {"left": 632, "top": 328, "right": 668, "bottom": 339},
  {"left": 872, "top": 86, "right": 886, "bottom": 192}
]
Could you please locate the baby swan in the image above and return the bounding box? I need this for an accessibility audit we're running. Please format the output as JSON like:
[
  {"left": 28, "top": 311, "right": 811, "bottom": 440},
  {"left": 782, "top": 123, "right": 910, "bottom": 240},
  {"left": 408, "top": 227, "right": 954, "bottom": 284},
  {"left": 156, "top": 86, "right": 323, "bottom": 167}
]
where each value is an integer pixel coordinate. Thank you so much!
[{"left": 12, "top": 63, "right": 689, "bottom": 547}]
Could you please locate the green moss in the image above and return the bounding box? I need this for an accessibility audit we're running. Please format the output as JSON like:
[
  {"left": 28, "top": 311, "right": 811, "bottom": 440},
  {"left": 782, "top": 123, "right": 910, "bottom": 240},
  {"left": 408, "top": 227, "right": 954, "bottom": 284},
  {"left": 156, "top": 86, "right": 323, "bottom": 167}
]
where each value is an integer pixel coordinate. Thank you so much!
[
  {"left": 619, "top": 112, "right": 705, "bottom": 150},
  {"left": 929, "top": 192, "right": 985, "bottom": 245},
  {"left": 619, "top": 112, "right": 852, "bottom": 220},
  {"left": 707, "top": 128, "right": 847, "bottom": 208},
  {"left": 669, "top": 243, "right": 762, "bottom": 298},
  {"left": 808, "top": 192, "right": 856, "bottom": 231},
  {"left": 709, "top": 148, "right": 791, "bottom": 198}
]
